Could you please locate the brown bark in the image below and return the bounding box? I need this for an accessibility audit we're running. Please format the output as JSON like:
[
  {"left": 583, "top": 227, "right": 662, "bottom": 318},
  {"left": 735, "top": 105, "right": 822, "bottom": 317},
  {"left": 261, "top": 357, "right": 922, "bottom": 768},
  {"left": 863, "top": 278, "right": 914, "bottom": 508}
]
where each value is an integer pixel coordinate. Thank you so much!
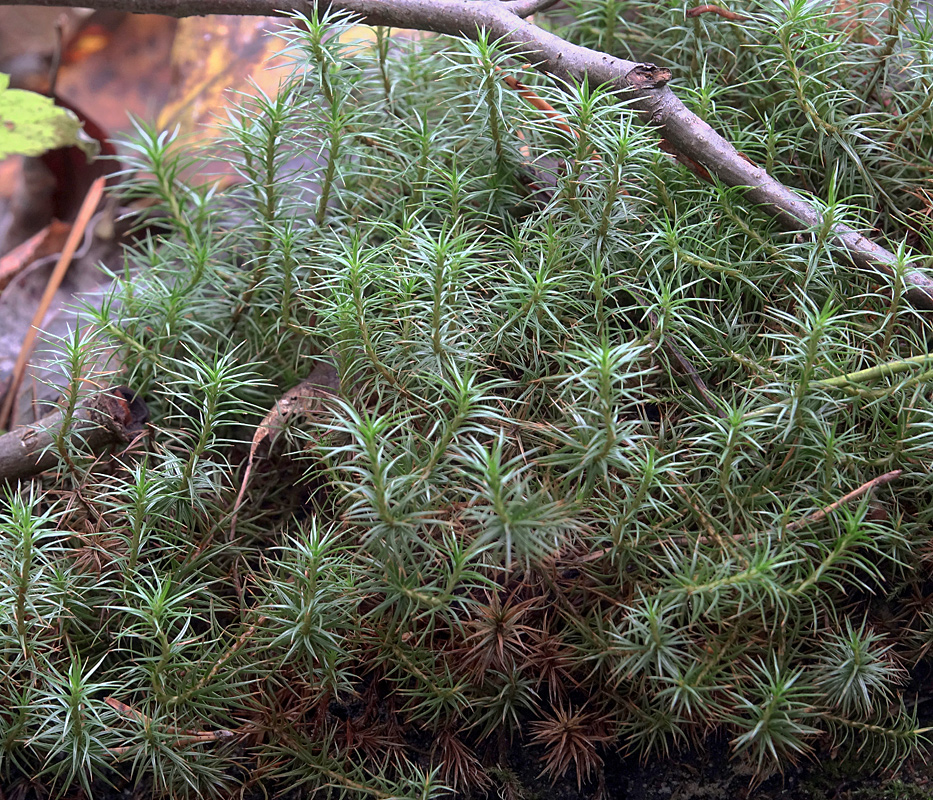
[{"left": 0, "top": 387, "right": 148, "bottom": 483}]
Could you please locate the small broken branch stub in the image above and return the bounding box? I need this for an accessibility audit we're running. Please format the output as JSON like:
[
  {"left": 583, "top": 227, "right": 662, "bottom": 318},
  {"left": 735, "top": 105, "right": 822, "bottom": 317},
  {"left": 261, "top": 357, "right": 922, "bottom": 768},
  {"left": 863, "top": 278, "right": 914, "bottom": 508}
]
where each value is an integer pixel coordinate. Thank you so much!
[
  {"left": 624, "top": 64, "right": 673, "bottom": 91},
  {"left": 0, "top": 387, "right": 149, "bottom": 483}
]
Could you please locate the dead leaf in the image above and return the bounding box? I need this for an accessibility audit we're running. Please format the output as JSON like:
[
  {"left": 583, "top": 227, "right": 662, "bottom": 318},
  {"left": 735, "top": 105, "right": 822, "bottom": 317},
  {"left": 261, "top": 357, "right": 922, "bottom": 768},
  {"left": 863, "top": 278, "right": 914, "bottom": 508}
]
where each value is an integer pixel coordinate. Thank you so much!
[
  {"left": 0, "top": 219, "right": 71, "bottom": 294},
  {"left": 230, "top": 362, "right": 340, "bottom": 537},
  {"left": 54, "top": 12, "right": 176, "bottom": 137}
]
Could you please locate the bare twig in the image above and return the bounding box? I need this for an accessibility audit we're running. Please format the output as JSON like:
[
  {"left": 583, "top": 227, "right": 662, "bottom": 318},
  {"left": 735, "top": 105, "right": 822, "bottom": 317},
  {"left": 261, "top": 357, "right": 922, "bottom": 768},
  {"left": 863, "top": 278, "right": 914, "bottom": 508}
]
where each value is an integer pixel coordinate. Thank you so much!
[
  {"left": 104, "top": 697, "right": 236, "bottom": 753},
  {"left": 0, "top": 177, "right": 107, "bottom": 430},
  {"left": 784, "top": 469, "right": 903, "bottom": 533},
  {"left": 3, "top": 0, "right": 930, "bottom": 309},
  {"left": 0, "top": 387, "right": 148, "bottom": 483}
]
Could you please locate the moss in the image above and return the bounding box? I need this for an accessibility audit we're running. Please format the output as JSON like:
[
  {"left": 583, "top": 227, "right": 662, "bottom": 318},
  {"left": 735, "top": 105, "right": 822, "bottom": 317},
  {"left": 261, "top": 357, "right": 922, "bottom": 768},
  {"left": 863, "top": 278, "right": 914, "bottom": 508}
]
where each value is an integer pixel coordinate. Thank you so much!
[{"left": 5, "top": 2, "right": 933, "bottom": 797}]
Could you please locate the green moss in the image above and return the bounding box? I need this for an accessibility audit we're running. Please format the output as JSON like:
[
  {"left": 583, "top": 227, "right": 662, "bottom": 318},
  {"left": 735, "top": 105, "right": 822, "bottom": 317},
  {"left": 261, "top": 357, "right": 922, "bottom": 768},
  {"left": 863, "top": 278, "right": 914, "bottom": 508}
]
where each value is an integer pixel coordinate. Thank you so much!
[{"left": 4, "top": 2, "right": 933, "bottom": 797}]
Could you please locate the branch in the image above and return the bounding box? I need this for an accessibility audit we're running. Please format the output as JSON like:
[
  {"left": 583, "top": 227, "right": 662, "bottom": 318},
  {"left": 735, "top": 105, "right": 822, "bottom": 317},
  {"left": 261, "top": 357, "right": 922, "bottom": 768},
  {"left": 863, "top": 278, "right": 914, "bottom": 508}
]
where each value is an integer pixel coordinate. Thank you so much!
[
  {"left": 0, "top": 387, "right": 149, "bottom": 483},
  {"left": 784, "top": 470, "right": 903, "bottom": 533},
  {"left": 10, "top": 0, "right": 932, "bottom": 309}
]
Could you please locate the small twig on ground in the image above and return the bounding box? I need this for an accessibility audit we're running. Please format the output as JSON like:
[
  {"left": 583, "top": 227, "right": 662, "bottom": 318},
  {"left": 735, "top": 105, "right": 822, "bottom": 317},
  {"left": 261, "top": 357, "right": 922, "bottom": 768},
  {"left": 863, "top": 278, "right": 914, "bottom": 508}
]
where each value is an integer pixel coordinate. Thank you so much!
[
  {"left": 784, "top": 469, "right": 903, "bottom": 532},
  {"left": 0, "top": 176, "right": 107, "bottom": 430},
  {"left": 104, "top": 697, "right": 236, "bottom": 754}
]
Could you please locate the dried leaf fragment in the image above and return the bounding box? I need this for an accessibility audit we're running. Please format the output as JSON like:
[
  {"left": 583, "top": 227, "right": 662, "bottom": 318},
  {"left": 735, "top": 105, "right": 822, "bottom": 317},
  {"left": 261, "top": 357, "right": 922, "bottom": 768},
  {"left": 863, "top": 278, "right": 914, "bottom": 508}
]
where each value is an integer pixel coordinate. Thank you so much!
[
  {"left": 230, "top": 361, "right": 340, "bottom": 537},
  {"left": 685, "top": 4, "right": 751, "bottom": 20}
]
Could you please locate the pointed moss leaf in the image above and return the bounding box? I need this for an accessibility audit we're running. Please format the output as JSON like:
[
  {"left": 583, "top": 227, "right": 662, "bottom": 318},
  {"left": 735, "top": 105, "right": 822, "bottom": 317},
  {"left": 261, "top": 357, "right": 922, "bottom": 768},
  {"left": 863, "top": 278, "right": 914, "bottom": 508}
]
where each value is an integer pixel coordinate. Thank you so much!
[{"left": 0, "top": 73, "right": 99, "bottom": 160}]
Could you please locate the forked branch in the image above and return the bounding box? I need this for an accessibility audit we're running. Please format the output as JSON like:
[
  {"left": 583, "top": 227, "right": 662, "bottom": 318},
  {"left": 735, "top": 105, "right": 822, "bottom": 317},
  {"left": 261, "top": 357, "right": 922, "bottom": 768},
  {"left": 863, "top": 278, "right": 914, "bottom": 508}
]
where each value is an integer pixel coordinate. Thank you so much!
[{"left": 9, "top": 0, "right": 932, "bottom": 308}]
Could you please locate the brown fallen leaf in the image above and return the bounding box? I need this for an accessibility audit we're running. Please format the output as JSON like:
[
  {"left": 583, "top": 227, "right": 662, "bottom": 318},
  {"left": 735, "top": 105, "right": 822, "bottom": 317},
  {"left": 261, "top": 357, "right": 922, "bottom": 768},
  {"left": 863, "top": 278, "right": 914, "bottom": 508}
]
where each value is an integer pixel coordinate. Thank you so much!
[
  {"left": 54, "top": 12, "right": 176, "bottom": 137},
  {"left": 229, "top": 361, "right": 341, "bottom": 538},
  {"left": 685, "top": 4, "right": 751, "bottom": 20},
  {"left": 0, "top": 220, "right": 71, "bottom": 294}
]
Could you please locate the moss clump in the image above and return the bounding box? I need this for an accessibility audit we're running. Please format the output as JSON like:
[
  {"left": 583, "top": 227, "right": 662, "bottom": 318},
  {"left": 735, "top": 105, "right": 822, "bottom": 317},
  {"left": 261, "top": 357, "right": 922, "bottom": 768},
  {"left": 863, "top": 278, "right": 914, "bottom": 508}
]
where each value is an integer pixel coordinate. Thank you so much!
[{"left": 4, "top": 2, "right": 933, "bottom": 797}]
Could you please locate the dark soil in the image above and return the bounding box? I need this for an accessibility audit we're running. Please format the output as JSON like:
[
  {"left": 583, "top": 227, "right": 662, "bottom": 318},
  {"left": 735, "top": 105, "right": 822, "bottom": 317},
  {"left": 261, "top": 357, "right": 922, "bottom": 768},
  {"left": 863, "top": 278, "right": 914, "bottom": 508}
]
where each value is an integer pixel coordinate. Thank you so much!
[
  {"left": 509, "top": 737, "right": 933, "bottom": 800},
  {"left": 6, "top": 734, "right": 933, "bottom": 800}
]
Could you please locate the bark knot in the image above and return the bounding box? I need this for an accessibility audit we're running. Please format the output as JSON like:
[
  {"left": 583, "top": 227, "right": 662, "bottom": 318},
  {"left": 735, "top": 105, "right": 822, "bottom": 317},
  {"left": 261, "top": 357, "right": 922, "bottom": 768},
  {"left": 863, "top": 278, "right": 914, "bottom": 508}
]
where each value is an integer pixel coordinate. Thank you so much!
[{"left": 624, "top": 63, "right": 672, "bottom": 90}]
